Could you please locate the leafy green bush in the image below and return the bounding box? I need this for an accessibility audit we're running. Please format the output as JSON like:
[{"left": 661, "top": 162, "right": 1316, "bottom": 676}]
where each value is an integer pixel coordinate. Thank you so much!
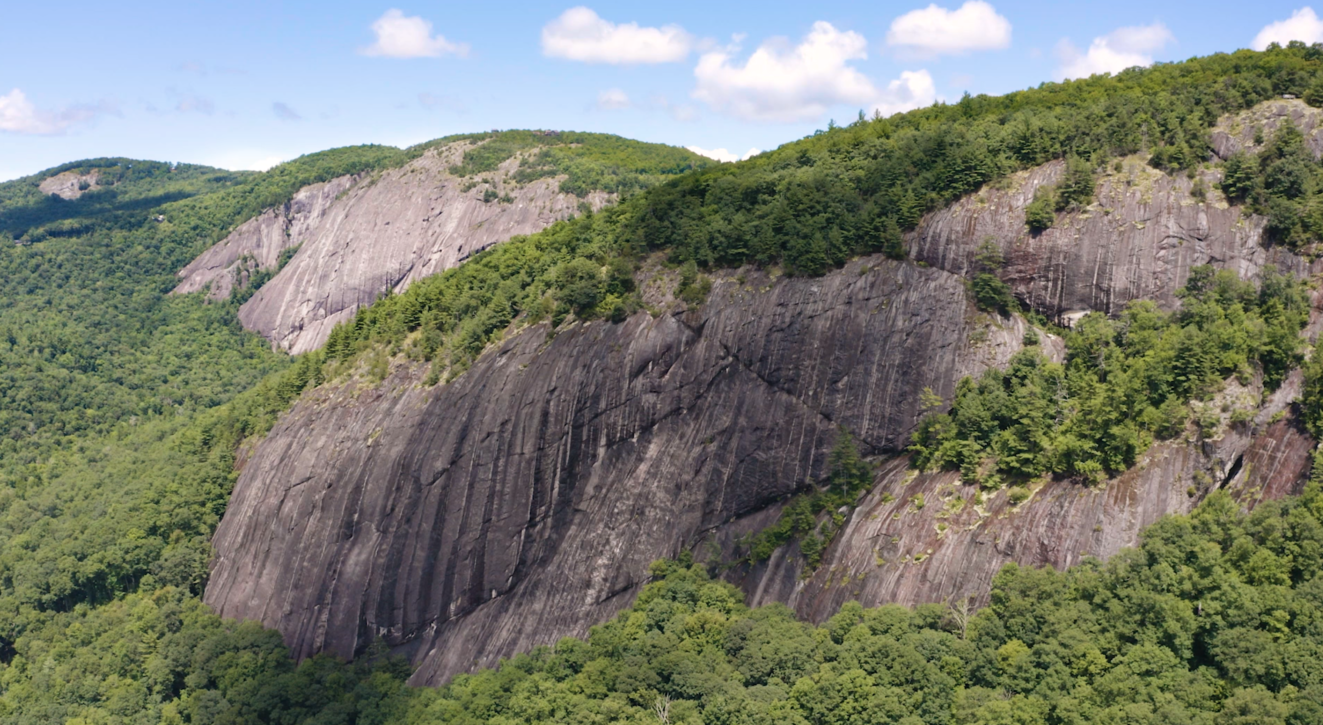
[
  {"left": 969, "top": 242, "right": 1016, "bottom": 315},
  {"left": 1024, "top": 186, "right": 1056, "bottom": 231},
  {"left": 676, "top": 261, "right": 713, "bottom": 307},
  {"left": 1054, "top": 155, "right": 1097, "bottom": 210}
]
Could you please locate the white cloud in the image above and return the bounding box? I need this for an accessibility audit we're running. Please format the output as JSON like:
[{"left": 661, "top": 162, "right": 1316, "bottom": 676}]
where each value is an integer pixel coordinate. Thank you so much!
[
  {"left": 1253, "top": 8, "right": 1323, "bottom": 49},
  {"left": 360, "top": 9, "right": 469, "bottom": 59},
  {"left": 542, "top": 7, "right": 692, "bottom": 64},
  {"left": 872, "top": 70, "right": 938, "bottom": 117},
  {"left": 0, "top": 88, "right": 112, "bottom": 135},
  {"left": 886, "top": 1, "right": 1012, "bottom": 57},
  {"left": 0, "top": 89, "right": 58, "bottom": 134},
  {"left": 686, "top": 146, "right": 761, "bottom": 163},
  {"left": 597, "top": 88, "right": 631, "bottom": 110},
  {"left": 694, "top": 22, "right": 869, "bottom": 122},
  {"left": 1056, "top": 23, "right": 1175, "bottom": 80},
  {"left": 693, "top": 23, "right": 935, "bottom": 122}
]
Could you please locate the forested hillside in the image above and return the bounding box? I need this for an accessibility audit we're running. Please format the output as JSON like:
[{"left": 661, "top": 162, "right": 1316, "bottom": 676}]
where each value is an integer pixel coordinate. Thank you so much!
[{"left": 2, "top": 44, "right": 1323, "bottom": 723}]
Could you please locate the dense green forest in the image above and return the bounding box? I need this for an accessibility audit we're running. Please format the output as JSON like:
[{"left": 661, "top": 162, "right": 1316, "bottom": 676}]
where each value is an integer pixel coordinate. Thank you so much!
[
  {"left": 398, "top": 483, "right": 1323, "bottom": 725},
  {"left": 2, "top": 44, "right": 1323, "bottom": 724}
]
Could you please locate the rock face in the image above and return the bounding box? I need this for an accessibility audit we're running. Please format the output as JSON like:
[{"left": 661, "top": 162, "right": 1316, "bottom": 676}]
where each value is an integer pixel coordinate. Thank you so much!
[
  {"left": 1209, "top": 97, "right": 1323, "bottom": 160},
  {"left": 205, "top": 110, "right": 1321, "bottom": 689},
  {"left": 174, "top": 175, "right": 360, "bottom": 302},
  {"left": 725, "top": 372, "right": 1313, "bottom": 622},
  {"left": 38, "top": 170, "right": 100, "bottom": 200},
  {"left": 175, "top": 142, "right": 612, "bottom": 354},
  {"left": 908, "top": 157, "right": 1315, "bottom": 322},
  {"left": 205, "top": 257, "right": 1037, "bottom": 685}
]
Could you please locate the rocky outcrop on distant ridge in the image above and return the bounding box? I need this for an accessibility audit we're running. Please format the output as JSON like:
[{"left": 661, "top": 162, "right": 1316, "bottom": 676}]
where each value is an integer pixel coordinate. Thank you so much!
[
  {"left": 175, "top": 141, "right": 611, "bottom": 354},
  {"left": 174, "top": 175, "right": 359, "bottom": 302},
  {"left": 38, "top": 170, "right": 100, "bottom": 200}
]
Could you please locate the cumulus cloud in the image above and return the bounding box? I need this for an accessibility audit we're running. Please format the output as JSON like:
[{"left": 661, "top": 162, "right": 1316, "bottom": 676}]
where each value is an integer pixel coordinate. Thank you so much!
[
  {"left": 1253, "top": 8, "right": 1323, "bottom": 49},
  {"left": 872, "top": 70, "right": 938, "bottom": 117},
  {"left": 1056, "top": 23, "right": 1175, "bottom": 80},
  {"left": 693, "top": 22, "right": 935, "bottom": 122},
  {"left": 886, "top": 1, "right": 1012, "bottom": 57},
  {"left": 360, "top": 9, "right": 469, "bottom": 58},
  {"left": 272, "top": 102, "right": 302, "bottom": 121},
  {"left": 542, "top": 7, "right": 692, "bottom": 64},
  {"left": 686, "top": 146, "right": 761, "bottom": 163},
  {"left": 597, "top": 88, "right": 631, "bottom": 110},
  {"left": 0, "top": 89, "right": 61, "bottom": 134},
  {"left": 0, "top": 88, "right": 116, "bottom": 135},
  {"left": 693, "top": 22, "right": 869, "bottom": 122}
]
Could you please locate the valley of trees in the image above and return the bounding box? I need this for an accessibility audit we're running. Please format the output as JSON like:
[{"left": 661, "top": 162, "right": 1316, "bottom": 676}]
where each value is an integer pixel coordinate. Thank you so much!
[{"left": 1, "top": 43, "right": 1323, "bottom": 723}]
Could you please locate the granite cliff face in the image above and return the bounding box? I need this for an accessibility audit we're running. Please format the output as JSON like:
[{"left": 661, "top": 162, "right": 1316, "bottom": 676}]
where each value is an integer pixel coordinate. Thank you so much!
[
  {"left": 175, "top": 141, "right": 611, "bottom": 354},
  {"left": 206, "top": 257, "right": 1038, "bottom": 685},
  {"left": 174, "top": 174, "right": 360, "bottom": 302},
  {"left": 725, "top": 372, "right": 1313, "bottom": 623},
  {"left": 205, "top": 108, "right": 1322, "bottom": 688},
  {"left": 909, "top": 100, "right": 1323, "bottom": 323}
]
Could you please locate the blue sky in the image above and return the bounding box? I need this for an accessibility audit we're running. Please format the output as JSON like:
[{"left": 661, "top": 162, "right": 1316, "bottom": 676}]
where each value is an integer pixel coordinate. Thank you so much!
[{"left": 5, "top": 1, "right": 1323, "bottom": 180}]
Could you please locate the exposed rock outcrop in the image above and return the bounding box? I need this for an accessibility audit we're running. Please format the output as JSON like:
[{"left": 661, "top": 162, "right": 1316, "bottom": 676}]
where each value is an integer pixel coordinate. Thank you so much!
[
  {"left": 175, "top": 142, "right": 611, "bottom": 354},
  {"left": 205, "top": 258, "right": 1037, "bottom": 685},
  {"left": 38, "top": 170, "right": 100, "bottom": 200},
  {"left": 1209, "top": 97, "right": 1323, "bottom": 160},
  {"left": 174, "top": 175, "right": 359, "bottom": 301},
  {"left": 725, "top": 370, "right": 1313, "bottom": 622},
  {"left": 907, "top": 157, "right": 1316, "bottom": 322}
]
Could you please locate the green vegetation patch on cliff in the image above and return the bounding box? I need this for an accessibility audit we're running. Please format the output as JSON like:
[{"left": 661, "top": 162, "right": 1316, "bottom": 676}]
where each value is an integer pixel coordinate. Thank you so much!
[
  {"left": 1221, "top": 117, "right": 1323, "bottom": 250},
  {"left": 911, "top": 267, "right": 1309, "bottom": 487},
  {"left": 739, "top": 430, "right": 874, "bottom": 571}
]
